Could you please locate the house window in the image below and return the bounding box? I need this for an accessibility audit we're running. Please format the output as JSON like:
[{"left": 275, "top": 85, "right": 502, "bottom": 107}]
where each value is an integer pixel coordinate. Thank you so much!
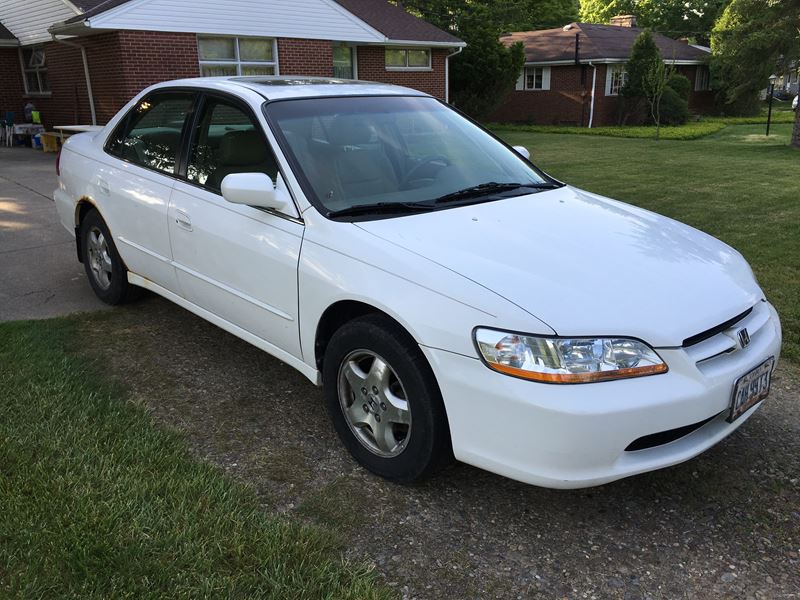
[
  {"left": 606, "top": 64, "right": 628, "bottom": 96},
  {"left": 333, "top": 46, "right": 355, "bottom": 79},
  {"left": 385, "top": 48, "right": 431, "bottom": 70},
  {"left": 515, "top": 66, "right": 551, "bottom": 91},
  {"left": 198, "top": 36, "right": 277, "bottom": 77},
  {"left": 525, "top": 67, "right": 551, "bottom": 90},
  {"left": 20, "top": 47, "right": 50, "bottom": 95},
  {"left": 695, "top": 66, "right": 710, "bottom": 91}
]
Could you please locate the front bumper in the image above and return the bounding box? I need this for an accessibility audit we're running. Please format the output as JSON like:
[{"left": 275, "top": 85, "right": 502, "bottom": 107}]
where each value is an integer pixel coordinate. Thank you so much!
[{"left": 422, "top": 301, "right": 782, "bottom": 489}]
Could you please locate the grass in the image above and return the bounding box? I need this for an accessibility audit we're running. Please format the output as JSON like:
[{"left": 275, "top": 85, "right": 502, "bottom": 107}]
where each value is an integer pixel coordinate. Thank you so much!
[
  {"left": 489, "top": 103, "right": 797, "bottom": 140},
  {"left": 493, "top": 122, "right": 799, "bottom": 362},
  {"left": 0, "top": 318, "right": 392, "bottom": 600}
]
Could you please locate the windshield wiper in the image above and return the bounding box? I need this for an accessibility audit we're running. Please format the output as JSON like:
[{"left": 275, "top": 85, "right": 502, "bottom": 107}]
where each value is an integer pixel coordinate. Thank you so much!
[
  {"left": 327, "top": 201, "right": 437, "bottom": 219},
  {"left": 431, "top": 181, "right": 560, "bottom": 205}
]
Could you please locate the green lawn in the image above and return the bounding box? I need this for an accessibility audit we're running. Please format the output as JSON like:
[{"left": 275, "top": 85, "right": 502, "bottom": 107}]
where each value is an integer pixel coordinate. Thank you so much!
[
  {"left": 0, "top": 318, "right": 392, "bottom": 600},
  {"left": 494, "top": 122, "right": 799, "bottom": 362}
]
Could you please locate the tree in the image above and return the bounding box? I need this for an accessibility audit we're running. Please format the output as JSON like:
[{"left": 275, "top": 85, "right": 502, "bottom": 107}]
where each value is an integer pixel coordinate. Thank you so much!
[
  {"left": 397, "top": 1, "right": 578, "bottom": 118},
  {"left": 401, "top": 0, "right": 579, "bottom": 33},
  {"left": 619, "top": 29, "right": 660, "bottom": 122},
  {"left": 642, "top": 57, "right": 673, "bottom": 138},
  {"left": 711, "top": 0, "right": 800, "bottom": 130},
  {"left": 448, "top": 8, "right": 526, "bottom": 118},
  {"left": 579, "top": 0, "right": 729, "bottom": 45},
  {"left": 621, "top": 30, "right": 689, "bottom": 128}
]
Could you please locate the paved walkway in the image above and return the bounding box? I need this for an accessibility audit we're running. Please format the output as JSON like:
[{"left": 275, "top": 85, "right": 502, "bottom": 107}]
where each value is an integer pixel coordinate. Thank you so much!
[{"left": 0, "top": 147, "right": 107, "bottom": 321}]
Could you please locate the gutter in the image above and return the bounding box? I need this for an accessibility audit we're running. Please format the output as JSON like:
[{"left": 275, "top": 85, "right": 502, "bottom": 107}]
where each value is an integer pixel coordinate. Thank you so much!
[
  {"left": 445, "top": 46, "right": 463, "bottom": 104},
  {"left": 51, "top": 34, "right": 97, "bottom": 125},
  {"left": 587, "top": 61, "right": 597, "bottom": 129}
]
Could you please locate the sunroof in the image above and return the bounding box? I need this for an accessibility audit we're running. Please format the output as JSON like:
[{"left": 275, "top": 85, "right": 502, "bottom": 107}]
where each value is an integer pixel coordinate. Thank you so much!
[{"left": 231, "top": 77, "right": 371, "bottom": 86}]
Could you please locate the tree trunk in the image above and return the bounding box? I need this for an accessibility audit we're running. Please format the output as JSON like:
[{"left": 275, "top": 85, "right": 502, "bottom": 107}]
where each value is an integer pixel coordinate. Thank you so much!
[{"left": 793, "top": 106, "right": 800, "bottom": 149}]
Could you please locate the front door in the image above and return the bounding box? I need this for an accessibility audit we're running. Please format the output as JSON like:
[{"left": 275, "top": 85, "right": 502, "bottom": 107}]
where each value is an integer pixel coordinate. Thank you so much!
[{"left": 168, "top": 94, "right": 303, "bottom": 358}]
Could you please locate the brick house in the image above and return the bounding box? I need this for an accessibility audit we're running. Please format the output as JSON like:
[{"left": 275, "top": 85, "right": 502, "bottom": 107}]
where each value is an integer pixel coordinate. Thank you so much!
[
  {"left": 491, "top": 16, "right": 713, "bottom": 127},
  {"left": 0, "top": 0, "right": 464, "bottom": 129}
]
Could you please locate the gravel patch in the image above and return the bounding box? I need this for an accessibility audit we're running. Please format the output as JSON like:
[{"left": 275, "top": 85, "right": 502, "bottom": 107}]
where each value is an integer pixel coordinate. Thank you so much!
[{"left": 78, "top": 296, "right": 800, "bottom": 599}]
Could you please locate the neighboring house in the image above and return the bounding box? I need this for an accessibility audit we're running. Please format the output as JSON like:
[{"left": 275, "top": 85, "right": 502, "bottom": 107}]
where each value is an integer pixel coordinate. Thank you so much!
[
  {"left": 775, "top": 61, "right": 798, "bottom": 97},
  {"left": 0, "top": 0, "right": 464, "bottom": 128},
  {"left": 492, "top": 15, "right": 712, "bottom": 127}
]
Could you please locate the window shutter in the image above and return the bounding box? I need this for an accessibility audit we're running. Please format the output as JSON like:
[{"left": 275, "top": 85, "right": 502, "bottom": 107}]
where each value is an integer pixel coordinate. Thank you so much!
[
  {"left": 541, "top": 67, "right": 551, "bottom": 90},
  {"left": 516, "top": 69, "right": 525, "bottom": 91}
]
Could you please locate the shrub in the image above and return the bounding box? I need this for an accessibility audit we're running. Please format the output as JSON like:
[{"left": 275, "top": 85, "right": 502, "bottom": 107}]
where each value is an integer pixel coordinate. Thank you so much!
[
  {"left": 659, "top": 86, "right": 690, "bottom": 125},
  {"left": 666, "top": 73, "right": 691, "bottom": 100}
]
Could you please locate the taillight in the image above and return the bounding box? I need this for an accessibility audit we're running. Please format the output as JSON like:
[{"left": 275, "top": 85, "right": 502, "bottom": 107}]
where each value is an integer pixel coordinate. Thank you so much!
[{"left": 55, "top": 146, "right": 62, "bottom": 177}]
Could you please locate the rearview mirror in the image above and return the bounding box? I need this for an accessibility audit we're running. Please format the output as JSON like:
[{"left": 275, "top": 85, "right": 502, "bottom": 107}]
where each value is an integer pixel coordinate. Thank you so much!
[
  {"left": 513, "top": 145, "right": 531, "bottom": 160},
  {"left": 220, "top": 172, "right": 291, "bottom": 212}
]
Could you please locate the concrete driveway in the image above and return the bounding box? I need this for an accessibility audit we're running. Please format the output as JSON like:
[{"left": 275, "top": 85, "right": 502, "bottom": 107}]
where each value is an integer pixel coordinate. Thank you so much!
[{"left": 0, "top": 147, "right": 107, "bottom": 321}]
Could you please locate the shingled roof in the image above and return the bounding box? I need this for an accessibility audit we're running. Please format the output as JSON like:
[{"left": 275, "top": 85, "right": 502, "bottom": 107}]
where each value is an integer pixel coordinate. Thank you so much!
[
  {"left": 501, "top": 22, "right": 708, "bottom": 64},
  {"left": 333, "top": 0, "right": 462, "bottom": 44},
  {"left": 62, "top": 0, "right": 463, "bottom": 45}
]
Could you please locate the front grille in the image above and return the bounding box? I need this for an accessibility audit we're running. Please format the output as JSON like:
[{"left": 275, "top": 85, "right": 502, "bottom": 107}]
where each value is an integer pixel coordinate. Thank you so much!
[
  {"left": 624, "top": 412, "right": 720, "bottom": 451},
  {"left": 683, "top": 302, "right": 770, "bottom": 370},
  {"left": 682, "top": 307, "right": 752, "bottom": 348}
]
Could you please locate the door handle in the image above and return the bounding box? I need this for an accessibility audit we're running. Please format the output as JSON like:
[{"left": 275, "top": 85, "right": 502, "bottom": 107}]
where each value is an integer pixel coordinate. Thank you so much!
[
  {"left": 98, "top": 178, "right": 110, "bottom": 195},
  {"left": 174, "top": 209, "right": 193, "bottom": 231}
]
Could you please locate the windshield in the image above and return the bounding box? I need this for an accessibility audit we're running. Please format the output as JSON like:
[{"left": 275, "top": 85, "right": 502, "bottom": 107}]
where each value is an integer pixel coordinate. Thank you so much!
[{"left": 264, "top": 96, "right": 554, "bottom": 218}]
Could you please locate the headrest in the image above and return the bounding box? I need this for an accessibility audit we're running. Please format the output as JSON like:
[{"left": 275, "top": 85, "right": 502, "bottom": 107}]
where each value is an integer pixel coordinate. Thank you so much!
[
  {"left": 328, "top": 115, "right": 375, "bottom": 147},
  {"left": 218, "top": 129, "right": 269, "bottom": 166}
]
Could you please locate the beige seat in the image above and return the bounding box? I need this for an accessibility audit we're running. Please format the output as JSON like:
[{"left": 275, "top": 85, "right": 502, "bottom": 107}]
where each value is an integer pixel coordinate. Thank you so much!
[
  {"left": 328, "top": 115, "right": 398, "bottom": 202},
  {"left": 207, "top": 129, "right": 277, "bottom": 190}
]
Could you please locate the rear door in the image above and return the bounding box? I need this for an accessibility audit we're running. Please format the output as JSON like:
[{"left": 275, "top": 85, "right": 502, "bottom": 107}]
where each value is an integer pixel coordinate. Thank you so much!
[
  {"left": 167, "top": 92, "right": 304, "bottom": 358},
  {"left": 102, "top": 91, "right": 197, "bottom": 291}
]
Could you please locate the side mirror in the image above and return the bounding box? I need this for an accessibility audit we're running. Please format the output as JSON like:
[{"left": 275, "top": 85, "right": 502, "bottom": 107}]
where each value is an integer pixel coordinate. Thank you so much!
[
  {"left": 513, "top": 145, "right": 531, "bottom": 160},
  {"left": 220, "top": 172, "right": 291, "bottom": 212}
]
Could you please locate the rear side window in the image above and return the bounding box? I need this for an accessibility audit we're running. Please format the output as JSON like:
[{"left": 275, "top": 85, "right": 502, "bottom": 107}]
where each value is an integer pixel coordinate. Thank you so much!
[
  {"left": 107, "top": 92, "right": 195, "bottom": 175},
  {"left": 186, "top": 97, "right": 278, "bottom": 192}
]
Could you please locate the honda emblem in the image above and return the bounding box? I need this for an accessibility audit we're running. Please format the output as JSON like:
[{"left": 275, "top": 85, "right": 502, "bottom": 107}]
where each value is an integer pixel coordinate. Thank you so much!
[{"left": 737, "top": 328, "right": 750, "bottom": 348}]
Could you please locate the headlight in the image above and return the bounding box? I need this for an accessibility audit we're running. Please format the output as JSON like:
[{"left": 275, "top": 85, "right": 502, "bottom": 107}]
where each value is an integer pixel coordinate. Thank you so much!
[{"left": 474, "top": 328, "right": 667, "bottom": 383}]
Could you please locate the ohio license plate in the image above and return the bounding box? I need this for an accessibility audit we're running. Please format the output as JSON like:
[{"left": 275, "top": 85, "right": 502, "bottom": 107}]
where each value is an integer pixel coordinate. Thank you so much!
[{"left": 728, "top": 357, "right": 774, "bottom": 422}]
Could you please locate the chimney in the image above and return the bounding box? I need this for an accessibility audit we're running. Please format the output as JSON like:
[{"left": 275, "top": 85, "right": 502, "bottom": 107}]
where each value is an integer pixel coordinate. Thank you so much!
[{"left": 609, "top": 15, "right": 637, "bottom": 27}]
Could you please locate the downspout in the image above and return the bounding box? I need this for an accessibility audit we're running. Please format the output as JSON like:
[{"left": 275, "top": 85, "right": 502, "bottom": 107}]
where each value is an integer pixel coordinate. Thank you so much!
[
  {"left": 445, "top": 46, "right": 463, "bottom": 104},
  {"left": 588, "top": 61, "right": 597, "bottom": 128},
  {"left": 51, "top": 34, "right": 97, "bottom": 125}
]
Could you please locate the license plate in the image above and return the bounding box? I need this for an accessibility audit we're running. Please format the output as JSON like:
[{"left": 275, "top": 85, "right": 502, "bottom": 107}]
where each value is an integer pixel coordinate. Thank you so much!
[{"left": 728, "top": 357, "right": 774, "bottom": 422}]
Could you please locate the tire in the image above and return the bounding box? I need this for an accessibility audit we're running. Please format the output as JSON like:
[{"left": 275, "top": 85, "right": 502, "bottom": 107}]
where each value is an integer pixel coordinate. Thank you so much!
[
  {"left": 79, "top": 209, "right": 140, "bottom": 305},
  {"left": 323, "top": 314, "right": 453, "bottom": 482}
]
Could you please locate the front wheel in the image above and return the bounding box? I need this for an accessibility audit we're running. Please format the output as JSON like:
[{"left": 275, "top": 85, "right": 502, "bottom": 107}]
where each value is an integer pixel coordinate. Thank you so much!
[{"left": 323, "top": 314, "right": 452, "bottom": 482}]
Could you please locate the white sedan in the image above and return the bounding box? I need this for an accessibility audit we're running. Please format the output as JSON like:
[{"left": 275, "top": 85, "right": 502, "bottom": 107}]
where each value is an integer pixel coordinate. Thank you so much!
[{"left": 54, "top": 77, "right": 781, "bottom": 488}]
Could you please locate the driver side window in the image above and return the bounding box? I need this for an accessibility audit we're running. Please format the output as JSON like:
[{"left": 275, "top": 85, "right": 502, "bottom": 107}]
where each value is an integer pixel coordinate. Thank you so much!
[{"left": 187, "top": 97, "right": 278, "bottom": 192}]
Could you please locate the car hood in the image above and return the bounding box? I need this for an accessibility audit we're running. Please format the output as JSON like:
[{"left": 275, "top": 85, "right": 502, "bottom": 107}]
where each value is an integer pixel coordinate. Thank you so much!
[{"left": 355, "top": 186, "right": 763, "bottom": 347}]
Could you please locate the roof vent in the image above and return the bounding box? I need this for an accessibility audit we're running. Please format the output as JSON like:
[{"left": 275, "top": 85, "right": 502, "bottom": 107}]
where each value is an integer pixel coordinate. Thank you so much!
[{"left": 609, "top": 15, "right": 637, "bottom": 27}]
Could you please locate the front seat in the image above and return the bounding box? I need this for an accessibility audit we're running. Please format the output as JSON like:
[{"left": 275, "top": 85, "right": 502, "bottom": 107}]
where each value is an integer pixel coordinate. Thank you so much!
[
  {"left": 207, "top": 129, "right": 277, "bottom": 191},
  {"left": 327, "top": 115, "right": 398, "bottom": 202}
]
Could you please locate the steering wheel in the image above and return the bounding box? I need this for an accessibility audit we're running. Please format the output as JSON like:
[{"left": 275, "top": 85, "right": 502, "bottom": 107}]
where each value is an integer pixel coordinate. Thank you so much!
[{"left": 400, "top": 154, "right": 452, "bottom": 189}]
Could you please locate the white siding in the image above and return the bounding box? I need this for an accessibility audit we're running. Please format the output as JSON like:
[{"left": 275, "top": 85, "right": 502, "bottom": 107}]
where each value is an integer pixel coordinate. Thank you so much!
[
  {"left": 0, "top": 0, "right": 79, "bottom": 45},
  {"left": 88, "top": 0, "right": 387, "bottom": 43}
]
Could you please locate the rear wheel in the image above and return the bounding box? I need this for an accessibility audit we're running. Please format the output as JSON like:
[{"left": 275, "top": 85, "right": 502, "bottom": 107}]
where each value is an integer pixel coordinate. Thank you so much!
[
  {"left": 79, "top": 209, "right": 140, "bottom": 305},
  {"left": 323, "top": 314, "right": 452, "bottom": 482}
]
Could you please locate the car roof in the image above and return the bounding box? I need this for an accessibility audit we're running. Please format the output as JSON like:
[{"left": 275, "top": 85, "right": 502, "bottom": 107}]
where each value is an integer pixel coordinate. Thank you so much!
[{"left": 149, "top": 76, "right": 430, "bottom": 101}]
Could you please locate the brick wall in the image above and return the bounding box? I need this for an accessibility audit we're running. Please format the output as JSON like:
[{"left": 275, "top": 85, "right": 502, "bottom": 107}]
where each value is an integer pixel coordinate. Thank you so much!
[
  {"left": 678, "top": 64, "right": 715, "bottom": 114},
  {"left": 490, "top": 65, "right": 589, "bottom": 125},
  {"left": 3, "top": 30, "right": 199, "bottom": 128},
  {"left": 2, "top": 31, "right": 451, "bottom": 128},
  {"left": 277, "top": 38, "right": 333, "bottom": 76},
  {"left": 491, "top": 62, "right": 715, "bottom": 126},
  {"left": 0, "top": 48, "right": 25, "bottom": 118},
  {"left": 356, "top": 46, "right": 448, "bottom": 99}
]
